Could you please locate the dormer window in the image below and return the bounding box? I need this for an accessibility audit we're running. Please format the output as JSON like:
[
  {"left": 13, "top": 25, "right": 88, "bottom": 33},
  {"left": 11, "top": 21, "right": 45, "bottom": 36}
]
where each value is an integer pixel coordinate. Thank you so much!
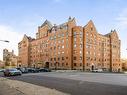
[{"left": 91, "top": 27, "right": 93, "bottom": 31}]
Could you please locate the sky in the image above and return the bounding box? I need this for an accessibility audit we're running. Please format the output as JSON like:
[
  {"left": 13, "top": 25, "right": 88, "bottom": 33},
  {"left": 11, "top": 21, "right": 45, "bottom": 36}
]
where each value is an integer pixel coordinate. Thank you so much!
[{"left": 0, "top": 0, "right": 127, "bottom": 60}]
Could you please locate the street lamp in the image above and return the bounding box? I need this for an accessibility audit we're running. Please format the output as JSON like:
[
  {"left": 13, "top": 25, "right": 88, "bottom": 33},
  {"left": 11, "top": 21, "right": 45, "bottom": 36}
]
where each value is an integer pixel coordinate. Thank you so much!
[{"left": 0, "top": 40, "right": 9, "bottom": 43}]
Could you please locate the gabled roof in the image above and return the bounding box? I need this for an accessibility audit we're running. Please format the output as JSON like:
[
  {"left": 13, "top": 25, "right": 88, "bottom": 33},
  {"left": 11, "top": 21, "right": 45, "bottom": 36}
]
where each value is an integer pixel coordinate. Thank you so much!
[
  {"left": 84, "top": 20, "right": 94, "bottom": 27},
  {"left": 104, "top": 30, "right": 119, "bottom": 40},
  {"left": 22, "top": 34, "right": 34, "bottom": 41},
  {"left": 84, "top": 20, "right": 97, "bottom": 33},
  {"left": 40, "top": 20, "right": 53, "bottom": 28}
]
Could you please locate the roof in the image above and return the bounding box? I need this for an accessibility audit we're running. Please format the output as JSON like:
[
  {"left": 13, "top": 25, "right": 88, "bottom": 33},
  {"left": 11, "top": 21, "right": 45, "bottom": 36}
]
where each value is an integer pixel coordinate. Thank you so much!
[{"left": 40, "top": 20, "right": 53, "bottom": 28}]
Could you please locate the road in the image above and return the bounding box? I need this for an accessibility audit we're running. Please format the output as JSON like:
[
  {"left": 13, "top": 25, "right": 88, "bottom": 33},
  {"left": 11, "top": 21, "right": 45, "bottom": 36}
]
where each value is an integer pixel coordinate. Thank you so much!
[{"left": 2, "top": 72, "right": 127, "bottom": 95}]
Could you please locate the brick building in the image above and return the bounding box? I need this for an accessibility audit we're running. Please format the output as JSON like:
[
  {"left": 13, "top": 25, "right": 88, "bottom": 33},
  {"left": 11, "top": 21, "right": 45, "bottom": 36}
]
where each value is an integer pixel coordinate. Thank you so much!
[
  {"left": 0, "top": 60, "right": 4, "bottom": 68},
  {"left": 121, "top": 59, "right": 127, "bottom": 71},
  {"left": 18, "top": 17, "right": 121, "bottom": 72},
  {"left": 3, "top": 49, "right": 18, "bottom": 68}
]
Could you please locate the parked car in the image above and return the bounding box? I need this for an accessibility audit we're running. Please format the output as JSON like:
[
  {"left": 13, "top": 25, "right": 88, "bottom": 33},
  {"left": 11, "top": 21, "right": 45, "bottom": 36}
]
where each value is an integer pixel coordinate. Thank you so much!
[
  {"left": 27, "top": 68, "right": 39, "bottom": 73},
  {"left": 16, "top": 67, "right": 28, "bottom": 73},
  {"left": 38, "top": 68, "right": 51, "bottom": 72},
  {"left": 4, "top": 68, "right": 22, "bottom": 76},
  {"left": 92, "top": 69, "right": 103, "bottom": 72},
  {"left": 0, "top": 69, "right": 5, "bottom": 72}
]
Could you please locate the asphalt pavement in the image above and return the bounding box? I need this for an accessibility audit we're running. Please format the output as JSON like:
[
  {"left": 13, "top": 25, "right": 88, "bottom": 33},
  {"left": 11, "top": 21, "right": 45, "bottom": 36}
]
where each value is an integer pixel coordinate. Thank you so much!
[{"left": 4, "top": 72, "right": 127, "bottom": 95}]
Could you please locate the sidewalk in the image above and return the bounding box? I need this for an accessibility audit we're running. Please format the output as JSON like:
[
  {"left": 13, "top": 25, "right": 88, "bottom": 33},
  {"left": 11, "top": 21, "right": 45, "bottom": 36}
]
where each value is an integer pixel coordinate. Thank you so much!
[
  {"left": 0, "top": 77, "right": 69, "bottom": 95},
  {"left": 0, "top": 78, "right": 25, "bottom": 95}
]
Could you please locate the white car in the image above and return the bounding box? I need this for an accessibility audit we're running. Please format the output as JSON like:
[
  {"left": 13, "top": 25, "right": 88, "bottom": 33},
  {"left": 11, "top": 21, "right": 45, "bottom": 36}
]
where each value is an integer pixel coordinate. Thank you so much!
[
  {"left": 124, "top": 71, "right": 127, "bottom": 74},
  {"left": 4, "top": 68, "right": 22, "bottom": 76},
  {"left": 0, "top": 69, "right": 5, "bottom": 72},
  {"left": 92, "top": 69, "right": 103, "bottom": 72}
]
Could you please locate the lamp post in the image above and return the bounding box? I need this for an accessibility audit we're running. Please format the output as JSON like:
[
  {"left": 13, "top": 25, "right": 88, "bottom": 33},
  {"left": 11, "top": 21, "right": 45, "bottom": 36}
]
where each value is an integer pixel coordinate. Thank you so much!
[{"left": 0, "top": 40, "right": 9, "bottom": 43}]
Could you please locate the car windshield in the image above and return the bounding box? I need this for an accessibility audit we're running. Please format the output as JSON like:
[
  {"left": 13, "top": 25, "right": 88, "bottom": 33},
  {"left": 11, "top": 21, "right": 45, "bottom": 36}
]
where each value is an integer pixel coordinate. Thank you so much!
[{"left": 9, "top": 69, "right": 17, "bottom": 71}]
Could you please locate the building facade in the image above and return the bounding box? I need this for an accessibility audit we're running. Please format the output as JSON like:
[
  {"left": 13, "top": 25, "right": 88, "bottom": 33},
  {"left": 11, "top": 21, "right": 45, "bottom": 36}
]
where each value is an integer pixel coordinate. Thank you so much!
[
  {"left": 121, "top": 59, "right": 127, "bottom": 71},
  {"left": 3, "top": 49, "right": 18, "bottom": 68},
  {"left": 18, "top": 17, "right": 121, "bottom": 72},
  {"left": 0, "top": 60, "right": 4, "bottom": 68}
]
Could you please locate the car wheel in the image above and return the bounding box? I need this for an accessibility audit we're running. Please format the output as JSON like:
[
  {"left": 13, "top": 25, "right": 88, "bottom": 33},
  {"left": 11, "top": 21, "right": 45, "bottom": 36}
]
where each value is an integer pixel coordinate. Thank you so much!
[
  {"left": 8, "top": 73, "right": 11, "bottom": 77},
  {"left": 4, "top": 74, "right": 6, "bottom": 77}
]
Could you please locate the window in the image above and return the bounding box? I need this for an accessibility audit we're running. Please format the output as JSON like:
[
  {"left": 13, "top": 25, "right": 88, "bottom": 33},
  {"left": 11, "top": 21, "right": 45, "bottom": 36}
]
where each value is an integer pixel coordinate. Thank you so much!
[
  {"left": 80, "top": 38, "right": 83, "bottom": 42},
  {"left": 58, "top": 46, "right": 60, "bottom": 49},
  {"left": 50, "top": 36, "right": 53, "bottom": 40},
  {"left": 58, "top": 34, "right": 61, "bottom": 38},
  {"left": 74, "top": 32, "right": 76, "bottom": 35},
  {"left": 86, "top": 44, "right": 89, "bottom": 48},
  {"left": 74, "top": 44, "right": 76, "bottom": 48},
  {"left": 66, "top": 43, "right": 68, "bottom": 48},
  {"left": 62, "top": 63, "right": 64, "bottom": 66},
  {"left": 54, "top": 35, "right": 56, "bottom": 39},
  {"left": 66, "top": 32, "right": 69, "bottom": 36},
  {"left": 74, "top": 38, "right": 76, "bottom": 42},
  {"left": 62, "top": 51, "right": 64, "bottom": 54},
  {"left": 80, "top": 32, "right": 83, "bottom": 38},
  {"left": 61, "top": 40, "right": 64, "bottom": 43},
  {"left": 62, "top": 57, "right": 64, "bottom": 60},
  {"left": 58, "top": 52, "right": 60, "bottom": 55},
  {"left": 57, "top": 62, "right": 60, "bottom": 66},
  {"left": 80, "top": 51, "right": 82, "bottom": 54},
  {"left": 91, "top": 27, "right": 93, "bottom": 31},
  {"left": 73, "top": 50, "right": 76, "bottom": 54},
  {"left": 80, "top": 56, "right": 82, "bottom": 60},
  {"left": 62, "top": 45, "right": 64, "bottom": 48},
  {"left": 86, "top": 32, "right": 89, "bottom": 36},
  {"left": 86, "top": 51, "right": 90, "bottom": 55},
  {"left": 74, "top": 63, "right": 77, "bottom": 66},
  {"left": 74, "top": 56, "right": 76, "bottom": 60},
  {"left": 86, "top": 38, "right": 89, "bottom": 43},
  {"left": 61, "top": 33, "right": 64, "bottom": 37},
  {"left": 58, "top": 57, "right": 60, "bottom": 60},
  {"left": 80, "top": 44, "right": 82, "bottom": 48},
  {"left": 80, "top": 32, "right": 83, "bottom": 35},
  {"left": 54, "top": 46, "right": 56, "bottom": 50},
  {"left": 58, "top": 40, "right": 61, "bottom": 43}
]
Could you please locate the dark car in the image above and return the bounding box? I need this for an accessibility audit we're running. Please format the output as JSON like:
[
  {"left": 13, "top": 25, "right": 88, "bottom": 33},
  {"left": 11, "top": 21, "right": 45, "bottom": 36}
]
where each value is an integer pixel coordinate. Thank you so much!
[
  {"left": 27, "top": 68, "right": 39, "bottom": 73},
  {"left": 38, "top": 68, "right": 51, "bottom": 72},
  {"left": 16, "top": 67, "right": 28, "bottom": 73},
  {"left": 4, "top": 68, "right": 22, "bottom": 76}
]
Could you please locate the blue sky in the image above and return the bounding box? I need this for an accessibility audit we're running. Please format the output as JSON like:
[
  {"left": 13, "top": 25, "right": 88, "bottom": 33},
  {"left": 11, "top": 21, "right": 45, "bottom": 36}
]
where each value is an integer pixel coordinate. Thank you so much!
[{"left": 0, "top": 0, "right": 127, "bottom": 60}]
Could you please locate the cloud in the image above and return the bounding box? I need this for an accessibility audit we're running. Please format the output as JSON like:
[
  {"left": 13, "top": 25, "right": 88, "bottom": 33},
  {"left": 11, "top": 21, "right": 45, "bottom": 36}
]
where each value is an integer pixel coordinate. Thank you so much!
[
  {"left": 115, "top": 8, "right": 127, "bottom": 59},
  {"left": 0, "top": 25, "right": 24, "bottom": 60},
  {"left": 115, "top": 8, "right": 127, "bottom": 30}
]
